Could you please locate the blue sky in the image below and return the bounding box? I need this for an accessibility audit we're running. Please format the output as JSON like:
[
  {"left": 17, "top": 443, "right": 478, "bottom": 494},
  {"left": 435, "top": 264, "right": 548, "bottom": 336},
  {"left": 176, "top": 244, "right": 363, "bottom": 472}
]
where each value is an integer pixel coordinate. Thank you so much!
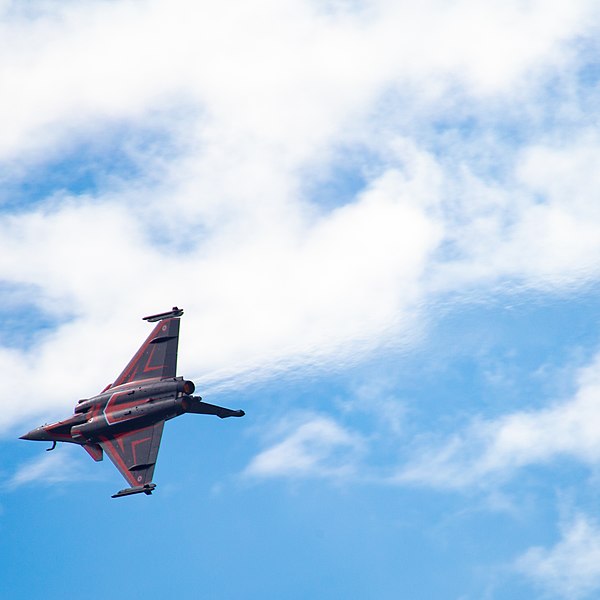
[{"left": 2, "top": 1, "right": 600, "bottom": 598}]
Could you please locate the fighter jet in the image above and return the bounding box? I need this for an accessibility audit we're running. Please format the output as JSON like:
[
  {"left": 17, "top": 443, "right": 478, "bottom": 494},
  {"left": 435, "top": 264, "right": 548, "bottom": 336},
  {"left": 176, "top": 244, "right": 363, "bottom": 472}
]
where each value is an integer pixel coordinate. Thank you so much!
[{"left": 20, "top": 307, "right": 244, "bottom": 498}]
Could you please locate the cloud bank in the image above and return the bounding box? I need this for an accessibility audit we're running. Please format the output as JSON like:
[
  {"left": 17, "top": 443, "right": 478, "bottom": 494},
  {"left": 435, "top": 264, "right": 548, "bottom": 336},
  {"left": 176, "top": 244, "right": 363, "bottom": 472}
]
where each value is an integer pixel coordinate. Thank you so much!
[{"left": 2, "top": 0, "right": 600, "bottom": 435}]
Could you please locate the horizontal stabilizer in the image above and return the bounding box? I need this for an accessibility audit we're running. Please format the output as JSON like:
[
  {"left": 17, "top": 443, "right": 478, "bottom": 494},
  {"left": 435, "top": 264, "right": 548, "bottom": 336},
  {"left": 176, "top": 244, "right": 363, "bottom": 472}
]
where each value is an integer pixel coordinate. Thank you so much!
[{"left": 111, "top": 483, "right": 156, "bottom": 498}]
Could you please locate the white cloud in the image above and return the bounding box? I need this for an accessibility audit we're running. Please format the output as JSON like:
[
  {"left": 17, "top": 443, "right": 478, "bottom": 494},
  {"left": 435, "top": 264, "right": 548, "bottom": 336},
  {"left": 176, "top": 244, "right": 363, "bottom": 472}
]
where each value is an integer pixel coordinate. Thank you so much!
[
  {"left": 430, "top": 130, "right": 600, "bottom": 293},
  {"left": 6, "top": 450, "right": 88, "bottom": 490},
  {"left": 2, "top": 0, "right": 600, "bottom": 436},
  {"left": 0, "top": 0, "right": 595, "bottom": 163},
  {"left": 396, "top": 352, "right": 600, "bottom": 489},
  {"left": 0, "top": 156, "right": 442, "bottom": 431},
  {"left": 517, "top": 514, "right": 600, "bottom": 599},
  {"left": 244, "top": 414, "right": 364, "bottom": 479}
]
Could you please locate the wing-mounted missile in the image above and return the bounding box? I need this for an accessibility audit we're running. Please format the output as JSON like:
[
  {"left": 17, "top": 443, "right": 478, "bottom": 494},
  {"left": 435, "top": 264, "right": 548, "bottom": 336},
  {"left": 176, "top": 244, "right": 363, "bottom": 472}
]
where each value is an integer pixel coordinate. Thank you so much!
[
  {"left": 143, "top": 307, "right": 184, "bottom": 322},
  {"left": 112, "top": 483, "right": 156, "bottom": 498}
]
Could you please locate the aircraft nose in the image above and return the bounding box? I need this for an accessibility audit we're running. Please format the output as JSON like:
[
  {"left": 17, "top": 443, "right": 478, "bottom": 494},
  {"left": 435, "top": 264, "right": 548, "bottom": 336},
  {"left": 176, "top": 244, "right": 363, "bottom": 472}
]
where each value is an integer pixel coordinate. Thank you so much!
[{"left": 19, "top": 427, "right": 51, "bottom": 441}]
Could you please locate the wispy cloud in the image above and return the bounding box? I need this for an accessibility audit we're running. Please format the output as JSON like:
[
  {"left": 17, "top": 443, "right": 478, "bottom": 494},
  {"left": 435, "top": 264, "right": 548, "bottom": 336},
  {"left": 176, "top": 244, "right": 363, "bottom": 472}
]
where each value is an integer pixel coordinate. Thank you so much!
[
  {"left": 516, "top": 513, "right": 600, "bottom": 599},
  {"left": 244, "top": 414, "right": 364, "bottom": 480},
  {"left": 395, "top": 352, "right": 600, "bottom": 490},
  {"left": 5, "top": 451, "right": 90, "bottom": 490}
]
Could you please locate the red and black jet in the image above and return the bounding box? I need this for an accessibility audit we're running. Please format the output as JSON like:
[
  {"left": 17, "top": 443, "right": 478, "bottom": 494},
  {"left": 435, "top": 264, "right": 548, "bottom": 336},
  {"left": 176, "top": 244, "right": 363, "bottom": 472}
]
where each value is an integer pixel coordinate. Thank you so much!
[{"left": 20, "top": 307, "right": 244, "bottom": 498}]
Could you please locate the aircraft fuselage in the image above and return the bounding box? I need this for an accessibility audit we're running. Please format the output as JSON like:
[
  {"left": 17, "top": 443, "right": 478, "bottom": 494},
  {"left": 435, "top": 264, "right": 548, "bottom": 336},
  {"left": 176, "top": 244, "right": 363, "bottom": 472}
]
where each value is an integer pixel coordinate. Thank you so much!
[{"left": 21, "top": 377, "right": 196, "bottom": 446}]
